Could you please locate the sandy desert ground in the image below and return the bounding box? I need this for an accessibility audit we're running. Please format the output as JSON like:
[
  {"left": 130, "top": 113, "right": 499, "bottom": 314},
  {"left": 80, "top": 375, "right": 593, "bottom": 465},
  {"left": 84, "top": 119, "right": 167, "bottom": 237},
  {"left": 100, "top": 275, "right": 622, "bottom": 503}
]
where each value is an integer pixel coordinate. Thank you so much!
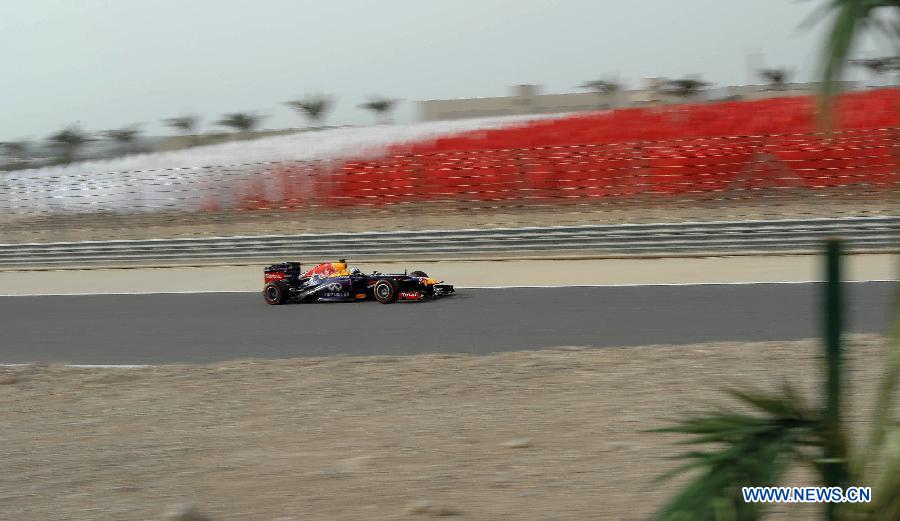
[{"left": 1, "top": 335, "right": 893, "bottom": 521}]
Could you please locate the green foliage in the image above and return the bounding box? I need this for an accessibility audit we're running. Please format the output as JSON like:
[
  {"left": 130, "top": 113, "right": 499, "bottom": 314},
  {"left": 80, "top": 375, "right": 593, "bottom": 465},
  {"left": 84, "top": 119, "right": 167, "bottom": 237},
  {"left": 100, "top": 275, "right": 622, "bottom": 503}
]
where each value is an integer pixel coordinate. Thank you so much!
[
  {"left": 850, "top": 56, "right": 900, "bottom": 74},
  {"left": 47, "top": 125, "right": 93, "bottom": 162},
  {"left": 653, "top": 246, "right": 900, "bottom": 521},
  {"left": 163, "top": 115, "right": 199, "bottom": 135},
  {"left": 758, "top": 69, "right": 792, "bottom": 89},
  {"left": 580, "top": 80, "right": 622, "bottom": 95},
  {"left": 0, "top": 140, "right": 30, "bottom": 159},
  {"left": 810, "top": 0, "right": 899, "bottom": 124},
  {"left": 653, "top": 387, "right": 818, "bottom": 521},
  {"left": 359, "top": 97, "right": 399, "bottom": 124},
  {"left": 285, "top": 95, "right": 333, "bottom": 126},
  {"left": 102, "top": 126, "right": 141, "bottom": 144},
  {"left": 48, "top": 125, "right": 91, "bottom": 147},
  {"left": 658, "top": 77, "right": 710, "bottom": 98},
  {"left": 215, "top": 113, "right": 264, "bottom": 133}
]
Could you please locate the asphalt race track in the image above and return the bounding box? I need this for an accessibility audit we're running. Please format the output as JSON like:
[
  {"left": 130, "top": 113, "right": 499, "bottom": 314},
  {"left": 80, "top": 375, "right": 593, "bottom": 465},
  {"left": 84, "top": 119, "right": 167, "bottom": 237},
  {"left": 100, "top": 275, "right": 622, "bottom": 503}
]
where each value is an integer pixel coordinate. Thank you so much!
[{"left": 0, "top": 283, "right": 895, "bottom": 364}]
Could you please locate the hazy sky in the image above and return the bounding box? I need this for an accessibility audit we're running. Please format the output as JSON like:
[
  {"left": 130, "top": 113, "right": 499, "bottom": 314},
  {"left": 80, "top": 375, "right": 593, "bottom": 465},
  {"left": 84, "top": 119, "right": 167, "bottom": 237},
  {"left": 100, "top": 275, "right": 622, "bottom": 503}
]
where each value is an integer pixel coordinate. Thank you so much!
[{"left": 0, "top": 0, "right": 887, "bottom": 141}]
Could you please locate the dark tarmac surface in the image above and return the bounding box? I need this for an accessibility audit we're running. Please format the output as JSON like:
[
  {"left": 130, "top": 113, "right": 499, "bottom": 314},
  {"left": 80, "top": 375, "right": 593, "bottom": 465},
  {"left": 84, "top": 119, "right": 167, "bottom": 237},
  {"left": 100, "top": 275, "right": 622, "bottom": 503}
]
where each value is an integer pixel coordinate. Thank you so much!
[{"left": 0, "top": 283, "right": 894, "bottom": 364}]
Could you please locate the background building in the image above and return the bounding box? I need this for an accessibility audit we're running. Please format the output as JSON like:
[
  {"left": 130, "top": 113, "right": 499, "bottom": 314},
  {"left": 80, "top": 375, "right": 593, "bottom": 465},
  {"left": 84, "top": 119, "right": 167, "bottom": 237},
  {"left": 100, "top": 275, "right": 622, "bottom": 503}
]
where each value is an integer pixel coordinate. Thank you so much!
[{"left": 418, "top": 80, "right": 860, "bottom": 122}]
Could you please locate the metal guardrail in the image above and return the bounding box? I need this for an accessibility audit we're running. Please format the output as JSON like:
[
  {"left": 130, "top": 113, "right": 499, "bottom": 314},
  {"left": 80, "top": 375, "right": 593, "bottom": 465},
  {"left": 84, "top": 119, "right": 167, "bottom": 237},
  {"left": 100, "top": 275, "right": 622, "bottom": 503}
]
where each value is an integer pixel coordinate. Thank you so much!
[{"left": 0, "top": 216, "right": 896, "bottom": 268}]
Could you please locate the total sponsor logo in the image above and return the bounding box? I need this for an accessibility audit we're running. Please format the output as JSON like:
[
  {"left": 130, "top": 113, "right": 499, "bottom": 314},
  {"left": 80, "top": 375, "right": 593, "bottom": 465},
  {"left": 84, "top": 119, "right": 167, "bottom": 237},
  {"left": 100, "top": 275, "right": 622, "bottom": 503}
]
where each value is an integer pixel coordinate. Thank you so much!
[
  {"left": 323, "top": 292, "right": 350, "bottom": 298},
  {"left": 398, "top": 291, "right": 422, "bottom": 301}
]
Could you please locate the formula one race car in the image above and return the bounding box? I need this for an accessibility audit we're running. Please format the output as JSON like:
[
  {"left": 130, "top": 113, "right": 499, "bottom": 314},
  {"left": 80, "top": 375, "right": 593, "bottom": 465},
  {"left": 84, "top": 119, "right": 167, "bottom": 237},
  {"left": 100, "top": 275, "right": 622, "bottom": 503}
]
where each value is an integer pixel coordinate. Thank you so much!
[{"left": 262, "top": 259, "right": 455, "bottom": 305}]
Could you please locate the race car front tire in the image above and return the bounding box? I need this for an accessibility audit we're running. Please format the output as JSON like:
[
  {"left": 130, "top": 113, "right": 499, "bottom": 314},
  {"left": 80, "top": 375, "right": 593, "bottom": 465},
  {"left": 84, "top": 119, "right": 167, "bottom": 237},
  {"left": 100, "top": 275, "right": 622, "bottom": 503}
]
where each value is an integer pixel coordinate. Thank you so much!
[
  {"left": 373, "top": 279, "right": 399, "bottom": 303},
  {"left": 263, "top": 281, "right": 289, "bottom": 305}
]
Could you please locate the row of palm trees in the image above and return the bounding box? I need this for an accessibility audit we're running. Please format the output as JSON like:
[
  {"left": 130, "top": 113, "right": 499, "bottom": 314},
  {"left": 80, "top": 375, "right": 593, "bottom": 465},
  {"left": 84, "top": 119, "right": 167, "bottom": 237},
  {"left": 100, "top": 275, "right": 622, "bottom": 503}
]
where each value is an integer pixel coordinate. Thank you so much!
[
  {"left": 1, "top": 124, "right": 147, "bottom": 166},
  {"left": 0, "top": 95, "right": 400, "bottom": 166},
  {"left": 579, "top": 58, "right": 899, "bottom": 101},
  {"left": 164, "top": 95, "right": 400, "bottom": 135},
  {"left": 578, "top": 72, "right": 780, "bottom": 108},
  {"left": 2, "top": 54, "right": 895, "bottom": 167},
  {"left": 580, "top": 75, "right": 713, "bottom": 99},
  {"left": 3, "top": 75, "right": 710, "bottom": 165}
]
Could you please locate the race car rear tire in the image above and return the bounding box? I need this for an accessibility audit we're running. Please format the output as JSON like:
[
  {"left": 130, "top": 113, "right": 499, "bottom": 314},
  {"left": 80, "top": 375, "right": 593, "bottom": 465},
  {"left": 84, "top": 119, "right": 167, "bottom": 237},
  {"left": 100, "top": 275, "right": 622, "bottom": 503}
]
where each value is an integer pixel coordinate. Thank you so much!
[
  {"left": 263, "top": 281, "right": 289, "bottom": 305},
  {"left": 373, "top": 279, "right": 399, "bottom": 303},
  {"left": 410, "top": 270, "right": 428, "bottom": 277}
]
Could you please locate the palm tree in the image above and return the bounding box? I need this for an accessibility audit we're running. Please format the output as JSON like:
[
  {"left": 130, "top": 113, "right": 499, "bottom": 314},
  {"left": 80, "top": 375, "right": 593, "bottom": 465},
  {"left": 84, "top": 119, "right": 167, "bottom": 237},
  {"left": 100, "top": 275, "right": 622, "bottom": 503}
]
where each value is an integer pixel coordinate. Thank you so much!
[
  {"left": 0, "top": 140, "right": 30, "bottom": 161},
  {"left": 811, "top": 0, "right": 899, "bottom": 123},
  {"left": 359, "top": 97, "right": 398, "bottom": 124},
  {"left": 163, "top": 115, "right": 199, "bottom": 136},
  {"left": 654, "top": 241, "right": 899, "bottom": 521},
  {"left": 284, "top": 95, "right": 333, "bottom": 128},
  {"left": 216, "top": 112, "right": 264, "bottom": 133},
  {"left": 851, "top": 56, "right": 898, "bottom": 74},
  {"left": 850, "top": 56, "right": 900, "bottom": 86},
  {"left": 47, "top": 125, "right": 93, "bottom": 163},
  {"left": 102, "top": 125, "right": 142, "bottom": 153},
  {"left": 658, "top": 77, "right": 710, "bottom": 99},
  {"left": 758, "top": 68, "right": 792, "bottom": 90},
  {"left": 579, "top": 80, "right": 623, "bottom": 108},
  {"left": 580, "top": 79, "right": 621, "bottom": 95}
]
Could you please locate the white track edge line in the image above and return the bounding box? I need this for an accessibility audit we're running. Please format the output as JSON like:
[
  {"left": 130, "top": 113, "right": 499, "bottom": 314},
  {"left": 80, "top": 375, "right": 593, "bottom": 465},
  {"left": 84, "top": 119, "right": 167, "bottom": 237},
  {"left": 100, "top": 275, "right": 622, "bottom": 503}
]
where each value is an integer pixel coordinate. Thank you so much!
[
  {"left": 460, "top": 280, "right": 896, "bottom": 288},
  {"left": 0, "top": 290, "right": 253, "bottom": 297},
  {"left": 1, "top": 364, "right": 149, "bottom": 368},
  {"left": 0, "top": 280, "right": 895, "bottom": 297}
]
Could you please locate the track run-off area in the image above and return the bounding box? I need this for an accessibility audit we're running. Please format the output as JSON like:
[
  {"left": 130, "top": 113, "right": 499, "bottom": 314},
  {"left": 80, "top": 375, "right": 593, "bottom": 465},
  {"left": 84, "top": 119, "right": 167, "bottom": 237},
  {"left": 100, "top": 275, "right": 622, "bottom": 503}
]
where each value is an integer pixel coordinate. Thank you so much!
[{"left": 0, "top": 282, "right": 895, "bottom": 365}]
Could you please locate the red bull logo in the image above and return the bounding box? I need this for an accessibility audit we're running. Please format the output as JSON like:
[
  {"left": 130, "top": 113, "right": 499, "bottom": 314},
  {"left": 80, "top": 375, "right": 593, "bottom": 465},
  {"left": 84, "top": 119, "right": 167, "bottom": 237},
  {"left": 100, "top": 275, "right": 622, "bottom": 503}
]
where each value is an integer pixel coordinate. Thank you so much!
[{"left": 302, "top": 261, "right": 349, "bottom": 278}]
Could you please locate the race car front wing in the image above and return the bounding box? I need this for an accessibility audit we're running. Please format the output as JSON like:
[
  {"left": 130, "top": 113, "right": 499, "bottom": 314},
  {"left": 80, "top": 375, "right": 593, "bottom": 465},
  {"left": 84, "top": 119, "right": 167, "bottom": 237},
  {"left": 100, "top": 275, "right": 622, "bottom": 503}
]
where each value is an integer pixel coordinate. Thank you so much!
[{"left": 432, "top": 284, "right": 455, "bottom": 296}]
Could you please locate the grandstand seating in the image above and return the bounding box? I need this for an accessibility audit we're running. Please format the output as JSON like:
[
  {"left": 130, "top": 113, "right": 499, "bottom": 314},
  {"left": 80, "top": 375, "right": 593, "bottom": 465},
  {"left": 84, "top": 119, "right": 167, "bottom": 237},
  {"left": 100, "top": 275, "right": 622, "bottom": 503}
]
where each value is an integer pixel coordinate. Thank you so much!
[{"left": 255, "top": 89, "right": 898, "bottom": 211}]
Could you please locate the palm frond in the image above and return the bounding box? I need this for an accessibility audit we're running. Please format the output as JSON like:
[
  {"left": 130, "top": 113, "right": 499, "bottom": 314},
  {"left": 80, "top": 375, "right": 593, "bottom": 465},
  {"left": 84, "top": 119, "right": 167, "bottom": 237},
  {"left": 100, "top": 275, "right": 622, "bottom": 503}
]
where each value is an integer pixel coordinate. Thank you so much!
[
  {"left": 814, "top": 0, "right": 899, "bottom": 126},
  {"left": 655, "top": 420, "right": 809, "bottom": 520},
  {"left": 284, "top": 95, "right": 333, "bottom": 125},
  {"left": 863, "top": 299, "right": 900, "bottom": 465},
  {"left": 819, "top": 1, "right": 869, "bottom": 101},
  {"left": 102, "top": 126, "right": 141, "bottom": 144},
  {"left": 163, "top": 115, "right": 199, "bottom": 134},
  {"left": 849, "top": 293, "right": 900, "bottom": 521},
  {"left": 653, "top": 391, "right": 818, "bottom": 521},
  {"left": 867, "top": 424, "right": 900, "bottom": 521},
  {"left": 0, "top": 140, "right": 29, "bottom": 158},
  {"left": 216, "top": 112, "right": 264, "bottom": 133},
  {"left": 359, "top": 97, "right": 398, "bottom": 113},
  {"left": 657, "top": 77, "right": 710, "bottom": 98},
  {"left": 580, "top": 80, "right": 621, "bottom": 94},
  {"left": 47, "top": 125, "right": 93, "bottom": 147}
]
